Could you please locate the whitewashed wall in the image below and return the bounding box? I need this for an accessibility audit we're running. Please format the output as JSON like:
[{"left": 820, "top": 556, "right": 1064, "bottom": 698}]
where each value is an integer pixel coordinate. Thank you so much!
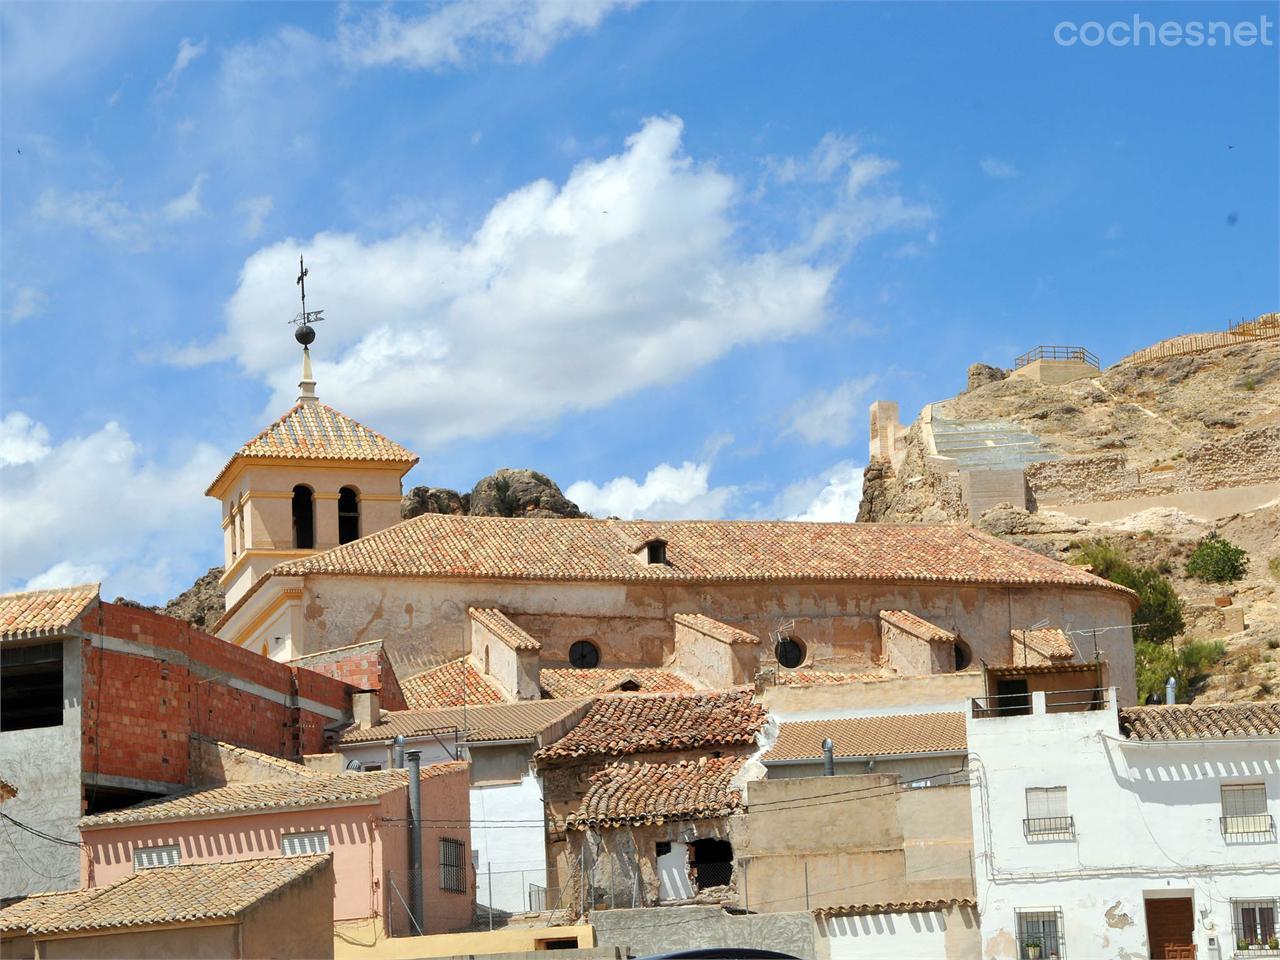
[
  {"left": 471, "top": 771, "right": 549, "bottom": 914},
  {"left": 821, "top": 910, "right": 951, "bottom": 959},
  {"left": 968, "top": 689, "right": 1280, "bottom": 960}
]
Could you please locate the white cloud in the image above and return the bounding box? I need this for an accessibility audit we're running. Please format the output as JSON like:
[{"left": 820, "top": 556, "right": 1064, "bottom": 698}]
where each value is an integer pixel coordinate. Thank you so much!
[
  {"left": 239, "top": 195, "right": 274, "bottom": 239},
  {"left": 0, "top": 412, "right": 51, "bottom": 466},
  {"left": 781, "top": 461, "right": 866, "bottom": 522},
  {"left": 193, "top": 117, "right": 927, "bottom": 448},
  {"left": 23, "top": 561, "right": 108, "bottom": 592},
  {"left": 162, "top": 173, "right": 207, "bottom": 221},
  {"left": 784, "top": 375, "right": 876, "bottom": 446},
  {"left": 0, "top": 414, "right": 222, "bottom": 602},
  {"left": 336, "top": 0, "right": 632, "bottom": 70},
  {"left": 36, "top": 175, "right": 209, "bottom": 248},
  {"left": 980, "top": 156, "right": 1019, "bottom": 179},
  {"left": 3, "top": 285, "right": 46, "bottom": 323},
  {"left": 568, "top": 461, "right": 737, "bottom": 520},
  {"left": 155, "top": 37, "right": 207, "bottom": 98}
]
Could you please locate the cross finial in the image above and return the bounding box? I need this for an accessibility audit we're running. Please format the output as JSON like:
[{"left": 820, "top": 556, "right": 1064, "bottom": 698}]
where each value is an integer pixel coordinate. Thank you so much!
[{"left": 289, "top": 254, "right": 323, "bottom": 402}]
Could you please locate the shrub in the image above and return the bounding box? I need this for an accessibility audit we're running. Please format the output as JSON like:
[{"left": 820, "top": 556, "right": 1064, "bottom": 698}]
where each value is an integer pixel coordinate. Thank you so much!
[
  {"left": 1269, "top": 556, "right": 1280, "bottom": 581},
  {"left": 1072, "top": 540, "right": 1185, "bottom": 642},
  {"left": 1186, "top": 534, "right": 1249, "bottom": 583},
  {"left": 1135, "top": 638, "right": 1226, "bottom": 702}
]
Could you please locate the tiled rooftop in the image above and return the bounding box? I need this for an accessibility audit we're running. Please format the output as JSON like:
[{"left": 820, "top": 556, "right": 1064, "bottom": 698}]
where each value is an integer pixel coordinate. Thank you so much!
[
  {"left": 1010, "top": 627, "right": 1077, "bottom": 666},
  {"left": 1120, "top": 702, "right": 1280, "bottom": 741},
  {"left": 539, "top": 667, "right": 698, "bottom": 700},
  {"left": 2, "top": 857, "right": 330, "bottom": 936},
  {"left": 469, "top": 608, "right": 542, "bottom": 651},
  {"left": 813, "top": 898, "right": 977, "bottom": 920},
  {"left": 765, "top": 712, "right": 967, "bottom": 762},
  {"left": 0, "top": 583, "right": 99, "bottom": 642},
  {"left": 566, "top": 756, "right": 748, "bottom": 829},
  {"left": 206, "top": 401, "right": 418, "bottom": 494},
  {"left": 80, "top": 768, "right": 421, "bottom": 828},
  {"left": 339, "top": 699, "right": 589, "bottom": 745},
  {"left": 535, "top": 689, "right": 766, "bottom": 763},
  {"left": 261, "top": 514, "right": 1133, "bottom": 591},
  {"left": 879, "top": 610, "right": 955, "bottom": 643},
  {"left": 773, "top": 670, "right": 889, "bottom": 686},
  {"left": 401, "top": 658, "right": 506, "bottom": 710},
  {"left": 673, "top": 613, "right": 760, "bottom": 645}
]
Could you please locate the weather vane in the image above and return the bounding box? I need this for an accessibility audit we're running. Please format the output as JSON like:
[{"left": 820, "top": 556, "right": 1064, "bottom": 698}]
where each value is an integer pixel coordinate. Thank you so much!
[{"left": 289, "top": 254, "right": 324, "bottom": 347}]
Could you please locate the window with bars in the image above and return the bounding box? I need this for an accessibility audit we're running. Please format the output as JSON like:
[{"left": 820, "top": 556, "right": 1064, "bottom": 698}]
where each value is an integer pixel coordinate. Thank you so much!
[
  {"left": 1233, "top": 900, "right": 1279, "bottom": 952},
  {"left": 281, "top": 831, "right": 330, "bottom": 856},
  {"left": 1016, "top": 908, "right": 1065, "bottom": 959},
  {"left": 1221, "top": 784, "right": 1274, "bottom": 839},
  {"left": 440, "top": 838, "right": 466, "bottom": 893},
  {"left": 1024, "top": 787, "right": 1075, "bottom": 840},
  {"left": 133, "top": 845, "right": 181, "bottom": 870}
]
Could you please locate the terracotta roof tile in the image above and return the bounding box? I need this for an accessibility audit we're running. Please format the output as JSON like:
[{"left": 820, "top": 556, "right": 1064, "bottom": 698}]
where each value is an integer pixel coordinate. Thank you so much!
[
  {"left": 673, "top": 613, "right": 760, "bottom": 645},
  {"left": 814, "top": 898, "right": 977, "bottom": 920},
  {"left": 0, "top": 890, "right": 82, "bottom": 933},
  {"left": 765, "top": 713, "right": 967, "bottom": 762},
  {"left": 773, "top": 670, "right": 890, "bottom": 686},
  {"left": 469, "top": 608, "right": 542, "bottom": 651},
  {"left": 401, "top": 658, "right": 506, "bottom": 710},
  {"left": 339, "top": 699, "right": 589, "bottom": 745},
  {"left": 261, "top": 515, "right": 1133, "bottom": 593},
  {"left": 879, "top": 610, "right": 955, "bottom": 643},
  {"left": 0, "top": 583, "right": 99, "bottom": 642},
  {"left": 1120, "top": 702, "right": 1280, "bottom": 741},
  {"left": 205, "top": 401, "right": 417, "bottom": 495},
  {"left": 566, "top": 756, "right": 747, "bottom": 829},
  {"left": 80, "top": 768, "right": 423, "bottom": 828},
  {"left": 3, "top": 857, "right": 331, "bottom": 936},
  {"left": 536, "top": 689, "right": 766, "bottom": 763},
  {"left": 539, "top": 668, "right": 697, "bottom": 700},
  {"left": 1010, "top": 628, "right": 1077, "bottom": 666}
]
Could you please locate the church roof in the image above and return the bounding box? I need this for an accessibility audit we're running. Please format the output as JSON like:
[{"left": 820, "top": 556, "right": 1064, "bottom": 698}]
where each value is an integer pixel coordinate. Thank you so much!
[
  {"left": 269, "top": 514, "right": 1135, "bottom": 591},
  {"left": 206, "top": 402, "right": 418, "bottom": 496}
]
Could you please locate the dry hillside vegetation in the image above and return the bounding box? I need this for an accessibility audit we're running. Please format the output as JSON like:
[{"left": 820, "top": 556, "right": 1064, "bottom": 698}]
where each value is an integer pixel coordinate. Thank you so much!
[{"left": 862, "top": 333, "right": 1280, "bottom": 704}]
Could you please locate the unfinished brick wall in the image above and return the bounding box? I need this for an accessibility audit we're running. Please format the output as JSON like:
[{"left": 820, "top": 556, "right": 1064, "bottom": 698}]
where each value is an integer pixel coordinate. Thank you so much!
[
  {"left": 80, "top": 602, "right": 355, "bottom": 792},
  {"left": 289, "top": 643, "right": 408, "bottom": 712}
]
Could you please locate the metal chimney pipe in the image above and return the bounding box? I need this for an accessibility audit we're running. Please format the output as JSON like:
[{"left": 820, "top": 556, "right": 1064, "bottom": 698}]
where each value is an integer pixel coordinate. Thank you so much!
[
  {"left": 406, "top": 750, "right": 425, "bottom": 934},
  {"left": 392, "top": 734, "right": 406, "bottom": 770},
  {"left": 822, "top": 738, "right": 835, "bottom": 777},
  {"left": 1165, "top": 676, "right": 1177, "bottom": 705}
]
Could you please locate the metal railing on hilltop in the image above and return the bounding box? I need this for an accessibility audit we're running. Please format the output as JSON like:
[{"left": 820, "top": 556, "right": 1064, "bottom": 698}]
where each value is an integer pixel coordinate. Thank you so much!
[{"left": 1014, "top": 345, "right": 1100, "bottom": 369}]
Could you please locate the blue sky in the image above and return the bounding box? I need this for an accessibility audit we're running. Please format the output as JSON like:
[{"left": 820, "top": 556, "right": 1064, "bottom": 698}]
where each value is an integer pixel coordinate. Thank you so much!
[{"left": 1, "top": 1, "right": 1276, "bottom": 603}]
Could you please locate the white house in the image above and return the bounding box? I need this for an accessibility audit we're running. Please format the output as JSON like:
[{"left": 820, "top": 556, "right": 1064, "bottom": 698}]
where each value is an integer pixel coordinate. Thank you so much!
[
  {"left": 967, "top": 683, "right": 1280, "bottom": 960},
  {"left": 336, "top": 698, "right": 592, "bottom": 917}
]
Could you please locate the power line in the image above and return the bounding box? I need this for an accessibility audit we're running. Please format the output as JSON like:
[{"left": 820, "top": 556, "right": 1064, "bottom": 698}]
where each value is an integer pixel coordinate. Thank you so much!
[{"left": 0, "top": 811, "right": 82, "bottom": 848}]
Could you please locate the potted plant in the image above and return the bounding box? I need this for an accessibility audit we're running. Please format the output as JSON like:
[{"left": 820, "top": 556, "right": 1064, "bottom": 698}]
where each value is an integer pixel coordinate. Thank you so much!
[
  {"left": 1238, "top": 938, "right": 1250, "bottom": 952},
  {"left": 1268, "top": 936, "right": 1279, "bottom": 950},
  {"left": 1025, "top": 939, "right": 1042, "bottom": 960}
]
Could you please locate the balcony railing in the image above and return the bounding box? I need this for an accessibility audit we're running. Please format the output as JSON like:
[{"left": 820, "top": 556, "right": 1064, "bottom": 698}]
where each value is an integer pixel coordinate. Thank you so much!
[
  {"left": 1221, "top": 814, "right": 1277, "bottom": 842},
  {"left": 971, "top": 687, "right": 1109, "bottom": 719},
  {"left": 1024, "top": 816, "right": 1076, "bottom": 841},
  {"left": 1014, "top": 345, "right": 1100, "bottom": 369}
]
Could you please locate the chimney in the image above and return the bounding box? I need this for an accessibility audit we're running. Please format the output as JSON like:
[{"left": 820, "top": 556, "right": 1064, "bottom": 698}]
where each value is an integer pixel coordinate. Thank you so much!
[
  {"left": 406, "top": 751, "right": 425, "bottom": 934},
  {"left": 822, "top": 738, "right": 836, "bottom": 777},
  {"left": 353, "top": 691, "right": 380, "bottom": 730}
]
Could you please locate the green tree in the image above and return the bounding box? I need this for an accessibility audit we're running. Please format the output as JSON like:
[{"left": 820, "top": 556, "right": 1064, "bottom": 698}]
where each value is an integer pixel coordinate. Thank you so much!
[
  {"left": 1134, "top": 638, "right": 1225, "bottom": 703},
  {"left": 1071, "top": 541, "right": 1185, "bottom": 642},
  {"left": 1186, "top": 534, "right": 1249, "bottom": 584}
]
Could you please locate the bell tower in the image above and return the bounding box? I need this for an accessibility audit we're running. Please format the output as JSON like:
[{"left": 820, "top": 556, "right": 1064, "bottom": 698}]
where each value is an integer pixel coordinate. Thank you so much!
[{"left": 205, "top": 258, "right": 419, "bottom": 608}]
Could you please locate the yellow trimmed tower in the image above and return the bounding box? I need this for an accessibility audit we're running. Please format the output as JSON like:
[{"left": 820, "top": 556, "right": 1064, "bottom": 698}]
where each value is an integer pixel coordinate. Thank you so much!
[{"left": 206, "top": 340, "right": 418, "bottom": 611}]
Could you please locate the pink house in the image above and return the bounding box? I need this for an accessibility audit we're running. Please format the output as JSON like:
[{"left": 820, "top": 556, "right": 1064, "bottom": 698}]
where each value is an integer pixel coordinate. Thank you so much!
[{"left": 79, "top": 761, "right": 473, "bottom": 938}]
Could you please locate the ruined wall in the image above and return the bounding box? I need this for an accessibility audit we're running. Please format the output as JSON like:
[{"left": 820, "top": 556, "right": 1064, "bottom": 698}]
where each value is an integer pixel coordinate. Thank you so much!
[
  {"left": 297, "top": 576, "right": 1137, "bottom": 704},
  {"left": 592, "top": 906, "right": 816, "bottom": 960}
]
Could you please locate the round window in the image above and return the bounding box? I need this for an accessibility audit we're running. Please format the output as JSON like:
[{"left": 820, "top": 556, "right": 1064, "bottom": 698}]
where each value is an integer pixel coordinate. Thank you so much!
[
  {"left": 569, "top": 640, "right": 600, "bottom": 669},
  {"left": 953, "top": 639, "right": 972, "bottom": 671},
  {"left": 774, "top": 636, "right": 805, "bottom": 669}
]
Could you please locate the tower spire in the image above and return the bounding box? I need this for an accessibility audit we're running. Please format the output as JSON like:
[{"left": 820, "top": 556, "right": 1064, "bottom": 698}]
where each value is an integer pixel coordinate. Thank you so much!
[{"left": 290, "top": 255, "right": 324, "bottom": 404}]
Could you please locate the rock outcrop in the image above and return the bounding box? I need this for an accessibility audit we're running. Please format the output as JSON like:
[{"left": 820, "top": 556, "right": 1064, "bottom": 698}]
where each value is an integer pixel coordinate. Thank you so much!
[
  {"left": 402, "top": 469, "right": 585, "bottom": 521},
  {"left": 966, "top": 363, "right": 1007, "bottom": 391},
  {"left": 161, "top": 566, "right": 226, "bottom": 631}
]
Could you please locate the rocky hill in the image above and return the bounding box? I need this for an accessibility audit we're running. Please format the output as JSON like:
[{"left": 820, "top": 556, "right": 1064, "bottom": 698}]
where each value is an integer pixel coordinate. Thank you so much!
[
  {"left": 859, "top": 324, "right": 1280, "bottom": 704},
  {"left": 401, "top": 468, "right": 585, "bottom": 520}
]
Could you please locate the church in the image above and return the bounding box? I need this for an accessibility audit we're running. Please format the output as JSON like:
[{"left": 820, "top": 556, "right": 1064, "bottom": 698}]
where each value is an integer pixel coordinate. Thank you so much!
[{"left": 207, "top": 321, "right": 1140, "bottom": 704}]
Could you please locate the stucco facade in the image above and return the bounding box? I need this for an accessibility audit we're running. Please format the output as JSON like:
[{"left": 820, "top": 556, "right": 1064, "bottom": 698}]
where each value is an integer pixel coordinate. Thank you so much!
[
  {"left": 225, "top": 575, "right": 1137, "bottom": 705},
  {"left": 967, "top": 691, "right": 1280, "bottom": 960}
]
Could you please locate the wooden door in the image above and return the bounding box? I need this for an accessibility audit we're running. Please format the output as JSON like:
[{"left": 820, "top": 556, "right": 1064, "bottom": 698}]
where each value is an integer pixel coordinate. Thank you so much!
[{"left": 1145, "top": 898, "right": 1196, "bottom": 959}]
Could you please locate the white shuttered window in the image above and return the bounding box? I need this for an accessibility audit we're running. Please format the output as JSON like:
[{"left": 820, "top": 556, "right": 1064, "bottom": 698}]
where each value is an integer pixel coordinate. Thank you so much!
[
  {"left": 133, "top": 845, "right": 181, "bottom": 870},
  {"left": 281, "top": 831, "right": 331, "bottom": 856}
]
